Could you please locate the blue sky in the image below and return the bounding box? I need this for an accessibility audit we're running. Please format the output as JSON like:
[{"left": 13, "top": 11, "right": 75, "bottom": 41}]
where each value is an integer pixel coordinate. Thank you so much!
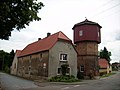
[{"left": 0, "top": 0, "right": 120, "bottom": 63}]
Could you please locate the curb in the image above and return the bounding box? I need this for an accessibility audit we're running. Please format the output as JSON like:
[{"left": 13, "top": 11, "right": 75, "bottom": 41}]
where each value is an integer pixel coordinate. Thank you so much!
[
  {"left": 34, "top": 81, "right": 88, "bottom": 86},
  {"left": 48, "top": 81, "right": 88, "bottom": 85}
]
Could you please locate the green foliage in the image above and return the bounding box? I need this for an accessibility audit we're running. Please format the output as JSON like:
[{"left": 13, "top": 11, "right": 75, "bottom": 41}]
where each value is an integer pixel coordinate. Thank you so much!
[
  {"left": 99, "top": 47, "right": 111, "bottom": 63},
  {"left": 0, "top": 50, "right": 15, "bottom": 73},
  {"left": 77, "top": 71, "right": 84, "bottom": 79},
  {"left": 61, "top": 64, "right": 69, "bottom": 76},
  {"left": 4, "top": 66, "right": 10, "bottom": 73},
  {"left": 0, "top": 0, "right": 44, "bottom": 40},
  {"left": 9, "top": 49, "right": 15, "bottom": 67},
  {"left": 99, "top": 72, "right": 107, "bottom": 76},
  {"left": 100, "top": 73, "right": 116, "bottom": 78},
  {"left": 49, "top": 75, "right": 79, "bottom": 82},
  {"left": 112, "top": 66, "right": 119, "bottom": 71}
]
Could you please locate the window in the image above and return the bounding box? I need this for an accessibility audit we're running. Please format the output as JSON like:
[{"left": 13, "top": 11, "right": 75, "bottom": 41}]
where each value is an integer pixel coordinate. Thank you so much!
[
  {"left": 79, "top": 30, "right": 83, "bottom": 36},
  {"left": 28, "top": 66, "right": 31, "bottom": 70},
  {"left": 14, "top": 63, "right": 16, "bottom": 69},
  {"left": 40, "top": 53, "right": 42, "bottom": 58},
  {"left": 80, "top": 65, "right": 84, "bottom": 72},
  {"left": 66, "top": 67, "right": 70, "bottom": 75},
  {"left": 57, "top": 67, "right": 70, "bottom": 75},
  {"left": 28, "top": 66, "right": 31, "bottom": 75},
  {"left": 30, "top": 56, "right": 32, "bottom": 59},
  {"left": 57, "top": 68, "right": 61, "bottom": 75},
  {"left": 60, "top": 54, "right": 67, "bottom": 61},
  {"left": 98, "top": 32, "right": 100, "bottom": 37}
]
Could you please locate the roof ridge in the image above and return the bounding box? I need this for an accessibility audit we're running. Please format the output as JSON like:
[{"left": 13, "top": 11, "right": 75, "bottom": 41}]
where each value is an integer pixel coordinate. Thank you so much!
[
  {"left": 18, "top": 31, "right": 72, "bottom": 57},
  {"left": 58, "top": 31, "right": 71, "bottom": 41}
]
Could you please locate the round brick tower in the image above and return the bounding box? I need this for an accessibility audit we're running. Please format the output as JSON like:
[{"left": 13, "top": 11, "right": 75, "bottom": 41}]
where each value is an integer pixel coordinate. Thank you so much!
[{"left": 72, "top": 19, "right": 102, "bottom": 78}]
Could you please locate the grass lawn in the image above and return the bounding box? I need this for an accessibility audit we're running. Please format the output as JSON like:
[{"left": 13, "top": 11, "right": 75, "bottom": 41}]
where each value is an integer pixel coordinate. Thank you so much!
[{"left": 100, "top": 73, "right": 116, "bottom": 78}]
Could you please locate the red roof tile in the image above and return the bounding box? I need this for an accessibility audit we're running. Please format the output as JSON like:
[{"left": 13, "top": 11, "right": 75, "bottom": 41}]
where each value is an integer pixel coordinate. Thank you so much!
[
  {"left": 99, "top": 59, "right": 109, "bottom": 68},
  {"left": 16, "top": 50, "right": 21, "bottom": 57},
  {"left": 19, "top": 31, "right": 71, "bottom": 57}
]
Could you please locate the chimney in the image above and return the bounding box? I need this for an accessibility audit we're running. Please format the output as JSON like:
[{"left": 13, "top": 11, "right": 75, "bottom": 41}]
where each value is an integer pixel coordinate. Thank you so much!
[
  {"left": 47, "top": 32, "right": 51, "bottom": 37},
  {"left": 38, "top": 38, "right": 41, "bottom": 41}
]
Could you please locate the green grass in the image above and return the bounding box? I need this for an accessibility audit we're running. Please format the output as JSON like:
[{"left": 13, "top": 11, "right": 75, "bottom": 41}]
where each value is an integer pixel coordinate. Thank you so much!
[{"left": 100, "top": 73, "right": 116, "bottom": 78}]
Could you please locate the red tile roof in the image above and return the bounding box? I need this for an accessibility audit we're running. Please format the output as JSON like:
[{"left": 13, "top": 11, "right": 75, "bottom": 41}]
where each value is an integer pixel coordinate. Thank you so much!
[
  {"left": 19, "top": 31, "right": 71, "bottom": 57},
  {"left": 99, "top": 59, "right": 109, "bottom": 68},
  {"left": 15, "top": 50, "right": 21, "bottom": 57}
]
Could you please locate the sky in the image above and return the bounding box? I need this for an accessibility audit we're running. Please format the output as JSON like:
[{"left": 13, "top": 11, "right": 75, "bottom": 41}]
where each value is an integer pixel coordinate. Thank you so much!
[{"left": 0, "top": 0, "right": 120, "bottom": 63}]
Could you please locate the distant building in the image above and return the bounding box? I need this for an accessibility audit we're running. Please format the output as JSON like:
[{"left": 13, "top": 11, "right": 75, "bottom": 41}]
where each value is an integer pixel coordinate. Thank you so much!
[
  {"left": 72, "top": 19, "right": 102, "bottom": 78},
  {"left": 11, "top": 50, "right": 21, "bottom": 75},
  {"left": 98, "top": 58, "right": 111, "bottom": 75},
  {"left": 16, "top": 31, "right": 77, "bottom": 79},
  {"left": 112, "top": 62, "right": 120, "bottom": 70}
]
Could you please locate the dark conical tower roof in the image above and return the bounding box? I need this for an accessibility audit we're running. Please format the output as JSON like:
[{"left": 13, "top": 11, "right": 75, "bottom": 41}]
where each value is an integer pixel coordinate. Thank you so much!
[{"left": 72, "top": 19, "right": 102, "bottom": 29}]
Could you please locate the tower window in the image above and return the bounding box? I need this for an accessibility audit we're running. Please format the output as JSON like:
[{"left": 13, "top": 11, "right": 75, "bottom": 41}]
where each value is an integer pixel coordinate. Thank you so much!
[
  {"left": 79, "top": 30, "right": 83, "bottom": 36},
  {"left": 98, "top": 32, "right": 100, "bottom": 37}
]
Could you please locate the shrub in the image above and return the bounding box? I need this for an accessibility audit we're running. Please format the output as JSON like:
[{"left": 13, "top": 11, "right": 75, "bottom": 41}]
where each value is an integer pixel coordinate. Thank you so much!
[
  {"left": 77, "top": 71, "right": 84, "bottom": 79},
  {"left": 49, "top": 75, "right": 79, "bottom": 82},
  {"left": 61, "top": 64, "right": 69, "bottom": 76},
  {"left": 4, "top": 66, "right": 10, "bottom": 73},
  {"left": 99, "top": 72, "right": 107, "bottom": 76}
]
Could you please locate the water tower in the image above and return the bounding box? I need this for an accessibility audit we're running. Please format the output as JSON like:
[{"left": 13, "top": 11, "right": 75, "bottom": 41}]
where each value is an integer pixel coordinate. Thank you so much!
[{"left": 72, "top": 19, "right": 102, "bottom": 78}]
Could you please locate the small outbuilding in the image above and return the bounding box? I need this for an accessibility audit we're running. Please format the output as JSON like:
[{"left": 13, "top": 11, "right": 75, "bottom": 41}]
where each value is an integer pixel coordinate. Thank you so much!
[{"left": 99, "top": 58, "right": 111, "bottom": 75}]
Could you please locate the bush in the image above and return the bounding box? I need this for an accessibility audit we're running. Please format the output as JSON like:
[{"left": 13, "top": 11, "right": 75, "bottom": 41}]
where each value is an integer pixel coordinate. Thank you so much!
[
  {"left": 49, "top": 75, "right": 79, "bottom": 82},
  {"left": 99, "top": 72, "right": 107, "bottom": 76},
  {"left": 100, "top": 73, "right": 116, "bottom": 78},
  {"left": 4, "top": 66, "right": 10, "bottom": 73},
  {"left": 77, "top": 71, "right": 84, "bottom": 79},
  {"left": 61, "top": 64, "right": 69, "bottom": 76}
]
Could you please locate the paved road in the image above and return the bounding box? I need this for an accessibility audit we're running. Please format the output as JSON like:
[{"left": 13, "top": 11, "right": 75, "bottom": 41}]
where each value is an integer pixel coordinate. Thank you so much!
[
  {"left": 0, "top": 73, "right": 40, "bottom": 90},
  {"left": 0, "top": 71, "right": 120, "bottom": 90}
]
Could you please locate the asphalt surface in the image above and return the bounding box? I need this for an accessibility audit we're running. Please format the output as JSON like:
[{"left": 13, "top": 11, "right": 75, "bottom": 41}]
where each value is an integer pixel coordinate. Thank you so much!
[
  {"left": 0, "top": 73, "right": 40, "bottom": 90},
  {"left": 0, "top": 71, "right": 120, "bottom": 90}
]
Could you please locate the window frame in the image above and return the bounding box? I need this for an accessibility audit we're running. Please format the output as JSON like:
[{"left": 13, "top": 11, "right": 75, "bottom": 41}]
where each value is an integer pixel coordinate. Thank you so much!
[
  {"left": 57, "top": 67, "right": 61, "bottom": 75},
  {"left": 57, "top": 67, "right": 71, "bottom": 75},
  {"left": 79, "top": 30, "right": 83, "bottom": 36},
  {"left": 80, "top": 65, "right": 84, "bottom": 72},
  {"left": 59, "top": 53, "right": 68, "bottom": 61},
  {"left": 98, "top": 31, "right": 100, "bottom": 37},
  {"left": 66, "top": 67, "right": 71, "bottom": 75}
]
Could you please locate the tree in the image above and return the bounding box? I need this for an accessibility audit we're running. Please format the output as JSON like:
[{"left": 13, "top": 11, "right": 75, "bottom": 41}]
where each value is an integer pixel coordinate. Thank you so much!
[
  {"left": 0, "top": 50, "right": 10, "bottom": 71},
  {"left": 0, "top": 0, "right": 44, "bottom": 40},
  {"left": 9, "top": 49, "right": 15, "bottom": 67},
  {"left": 99, "top": 47, "right": 111, "bottom": 63},
  {"left": 0, "top": 50, "right": 15, "bottom": 73}
]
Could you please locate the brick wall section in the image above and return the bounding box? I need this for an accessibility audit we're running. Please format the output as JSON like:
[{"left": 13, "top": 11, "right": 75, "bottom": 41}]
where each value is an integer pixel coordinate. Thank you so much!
[
  {"left": 17, "top": 51, "right": 49, "bottom": 79},
  {"left": 77, "top": 55, "right": 99, "bottom": 76},
  {"left": 76, "top": 42, "right": 99, "bottom": 77},
  {"left": 76, "top": 42, "right": 98, "bottom": 55}
]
